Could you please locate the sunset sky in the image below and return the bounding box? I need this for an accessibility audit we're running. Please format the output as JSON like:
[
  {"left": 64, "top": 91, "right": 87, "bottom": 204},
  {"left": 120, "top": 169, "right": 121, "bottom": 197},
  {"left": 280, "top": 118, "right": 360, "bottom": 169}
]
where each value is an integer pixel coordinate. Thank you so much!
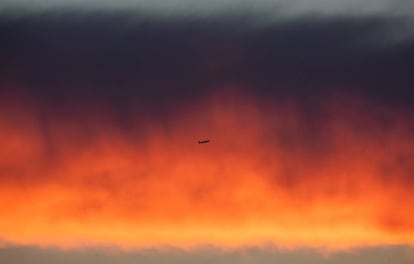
[{"left": 0, "top": 0, "right": 414, "bottom": 263}]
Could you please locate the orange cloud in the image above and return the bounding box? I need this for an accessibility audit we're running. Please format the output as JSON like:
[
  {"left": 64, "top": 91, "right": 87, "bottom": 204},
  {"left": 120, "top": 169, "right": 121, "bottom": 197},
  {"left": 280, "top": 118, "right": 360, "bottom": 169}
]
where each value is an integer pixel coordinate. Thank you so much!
[{"left": 0, "top": 88, "right": 413, "bottom": 250}]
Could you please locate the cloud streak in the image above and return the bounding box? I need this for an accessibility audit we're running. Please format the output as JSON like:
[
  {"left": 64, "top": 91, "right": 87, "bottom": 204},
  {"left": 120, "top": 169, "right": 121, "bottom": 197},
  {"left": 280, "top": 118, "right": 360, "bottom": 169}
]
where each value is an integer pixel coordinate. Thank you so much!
[{"left": 0, "top": 88, "right": 413, "bottom": 249}]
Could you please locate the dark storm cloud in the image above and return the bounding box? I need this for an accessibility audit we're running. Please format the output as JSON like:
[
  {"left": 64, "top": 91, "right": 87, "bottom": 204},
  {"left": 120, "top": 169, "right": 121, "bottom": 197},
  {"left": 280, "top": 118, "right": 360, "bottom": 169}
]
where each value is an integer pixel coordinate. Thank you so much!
[
  {"left": 0, "top": 12, "right": 413, "bottom": 112},
  {"left": 1, "top": 12, "right": 413, "bottom": 190}
]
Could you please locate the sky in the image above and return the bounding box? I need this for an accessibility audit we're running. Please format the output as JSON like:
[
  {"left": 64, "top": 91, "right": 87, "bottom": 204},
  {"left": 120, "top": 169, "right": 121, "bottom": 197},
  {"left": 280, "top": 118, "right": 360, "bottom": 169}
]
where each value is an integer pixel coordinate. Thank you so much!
[{"left": 0, "top": 0, "right": 414, "bottom": 263}]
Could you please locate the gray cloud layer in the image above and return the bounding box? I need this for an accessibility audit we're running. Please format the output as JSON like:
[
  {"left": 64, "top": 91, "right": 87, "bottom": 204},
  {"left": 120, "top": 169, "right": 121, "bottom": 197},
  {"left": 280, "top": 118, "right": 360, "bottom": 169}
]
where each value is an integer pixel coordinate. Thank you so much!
[
  {"left": 1, "top": 0, "right": 414, "bottom": 18},
  {"left": 1, "top": 246, "right": 414, "bottom": 264}
]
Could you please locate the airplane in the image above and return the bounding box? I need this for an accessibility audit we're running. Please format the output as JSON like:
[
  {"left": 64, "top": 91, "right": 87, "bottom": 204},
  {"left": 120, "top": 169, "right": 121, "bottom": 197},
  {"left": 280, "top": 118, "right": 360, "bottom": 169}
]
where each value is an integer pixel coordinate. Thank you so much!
[{"left": 198, "top": 139, "right": 210, "bottom": 144}]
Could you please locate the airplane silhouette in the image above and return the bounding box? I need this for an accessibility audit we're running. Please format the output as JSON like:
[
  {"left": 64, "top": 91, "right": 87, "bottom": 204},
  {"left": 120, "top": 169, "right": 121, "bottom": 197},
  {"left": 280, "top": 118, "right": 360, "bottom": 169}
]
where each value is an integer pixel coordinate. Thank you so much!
[{"left": 198, "top": 139, "right": 210, "bottom": 144}]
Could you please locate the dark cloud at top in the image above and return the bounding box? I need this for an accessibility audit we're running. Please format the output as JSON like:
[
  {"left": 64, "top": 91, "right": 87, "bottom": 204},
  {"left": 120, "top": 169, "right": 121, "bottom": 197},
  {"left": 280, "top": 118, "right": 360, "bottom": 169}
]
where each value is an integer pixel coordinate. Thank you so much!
[{"left": 0, "top": 11, "right": 413, "bottom": 114}]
